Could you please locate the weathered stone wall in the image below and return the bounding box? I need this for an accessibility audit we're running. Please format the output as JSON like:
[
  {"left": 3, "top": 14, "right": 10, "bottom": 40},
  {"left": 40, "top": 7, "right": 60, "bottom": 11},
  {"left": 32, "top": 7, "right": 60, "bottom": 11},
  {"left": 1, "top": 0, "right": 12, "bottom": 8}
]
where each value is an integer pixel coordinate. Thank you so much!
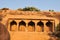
[{"left": 10, "top": 32, "right": 50, "bottom": 40}]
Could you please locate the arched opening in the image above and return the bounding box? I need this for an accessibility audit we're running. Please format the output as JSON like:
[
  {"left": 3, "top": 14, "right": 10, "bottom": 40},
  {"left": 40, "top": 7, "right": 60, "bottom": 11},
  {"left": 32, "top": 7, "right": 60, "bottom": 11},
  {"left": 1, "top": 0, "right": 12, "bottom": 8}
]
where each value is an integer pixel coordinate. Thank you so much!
[
  {"left": 46, "top": 21, "right": 53, "bottom": 32},
  {"left": 10, "top": 20, "right": 17, "bottom": 31},
  {"left": 28, "top": 21, "right": 35, "bottom": 32},
  {"left": 19, "top": 21, "right": 26, "bottom": 31},
  {"left": 37, "top": 21, "right": 44, "bottom": 32}
]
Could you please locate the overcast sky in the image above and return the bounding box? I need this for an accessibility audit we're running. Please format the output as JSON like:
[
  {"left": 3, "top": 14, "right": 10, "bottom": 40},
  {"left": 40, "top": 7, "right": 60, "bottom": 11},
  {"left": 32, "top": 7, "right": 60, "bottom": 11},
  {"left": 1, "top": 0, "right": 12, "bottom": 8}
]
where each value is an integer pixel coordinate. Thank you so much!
[{"left": 0, "top": 0, "right": 60, "bottom": 11}]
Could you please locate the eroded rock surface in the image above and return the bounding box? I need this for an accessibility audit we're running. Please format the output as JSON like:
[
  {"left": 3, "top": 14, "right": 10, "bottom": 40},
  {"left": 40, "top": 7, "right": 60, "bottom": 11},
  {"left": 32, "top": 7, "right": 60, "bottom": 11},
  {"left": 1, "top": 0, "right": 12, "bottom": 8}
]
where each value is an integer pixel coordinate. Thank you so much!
[{"left": 0, "top": 23, "right": 10, "bottom": 40}]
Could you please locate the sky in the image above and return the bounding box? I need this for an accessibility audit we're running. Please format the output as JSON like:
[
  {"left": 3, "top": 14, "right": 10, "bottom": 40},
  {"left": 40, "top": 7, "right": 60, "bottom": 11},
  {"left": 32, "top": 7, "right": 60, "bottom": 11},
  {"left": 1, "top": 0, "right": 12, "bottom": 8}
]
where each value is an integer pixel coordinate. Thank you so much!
[{"left": 0, "top": 0, "right": 60, "bottom": 11}]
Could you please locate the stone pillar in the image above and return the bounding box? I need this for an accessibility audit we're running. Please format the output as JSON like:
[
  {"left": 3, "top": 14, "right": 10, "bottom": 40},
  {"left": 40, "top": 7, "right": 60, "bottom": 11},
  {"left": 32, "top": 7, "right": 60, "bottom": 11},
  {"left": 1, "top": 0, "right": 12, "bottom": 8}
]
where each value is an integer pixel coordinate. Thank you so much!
[
  {"left": 35, "top": 22, "right": 37, "bottom": 32},
  {"left": 51, "top": 21, "right": 55, "bottom": 32},
  {"left": 17, "top": 22, "right": 19, "bottom": 31},
  {"left": 26, "top": 23, "right": 28, "bottom": 32},
  {"left": 43, "top": 21, "right": 48, "bottom": 32},
  {"left": 8, "top": 21, "right": 10, "bottom": 31}
]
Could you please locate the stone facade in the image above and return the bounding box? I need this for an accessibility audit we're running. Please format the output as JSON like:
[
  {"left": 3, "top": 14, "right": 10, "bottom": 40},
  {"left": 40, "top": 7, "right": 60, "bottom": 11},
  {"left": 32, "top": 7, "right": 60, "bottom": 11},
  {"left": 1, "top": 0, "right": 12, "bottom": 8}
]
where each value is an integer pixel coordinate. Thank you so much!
[{"left": 0, "top": 10, "right": 60, "bottom": 40}]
